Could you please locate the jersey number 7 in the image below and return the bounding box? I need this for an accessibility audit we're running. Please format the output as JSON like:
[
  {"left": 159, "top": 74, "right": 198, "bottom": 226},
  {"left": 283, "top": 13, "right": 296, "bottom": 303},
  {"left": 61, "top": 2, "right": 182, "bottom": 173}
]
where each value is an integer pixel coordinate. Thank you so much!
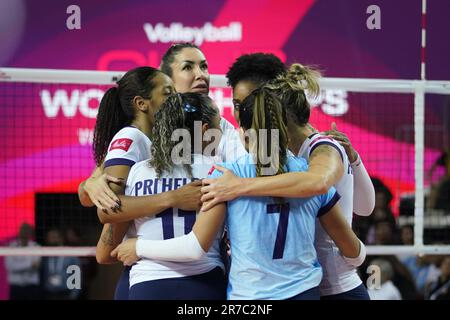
[{"left": 267, "top": 203, "right": 290, "bottom": 259}]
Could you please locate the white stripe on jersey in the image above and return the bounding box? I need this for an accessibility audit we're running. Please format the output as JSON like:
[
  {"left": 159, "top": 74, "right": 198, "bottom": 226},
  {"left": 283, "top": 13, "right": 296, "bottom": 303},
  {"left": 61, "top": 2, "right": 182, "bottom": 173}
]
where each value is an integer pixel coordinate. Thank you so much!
[
  {"left": 126, "top": 154, "right": 223, "bottom": 287},
  {"left": 298, "top": 133, "right": 362, "bottom": 296}
]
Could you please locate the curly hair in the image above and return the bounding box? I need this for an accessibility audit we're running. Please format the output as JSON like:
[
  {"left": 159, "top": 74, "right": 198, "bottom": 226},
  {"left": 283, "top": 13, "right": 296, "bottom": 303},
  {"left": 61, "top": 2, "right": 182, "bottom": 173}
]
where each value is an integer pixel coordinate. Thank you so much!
[
  {"left": 226, "top": 53, "right": 286, "bottom": 88},
  {"left": 150, "top": 92, "right": 218, "bottom": 178}
]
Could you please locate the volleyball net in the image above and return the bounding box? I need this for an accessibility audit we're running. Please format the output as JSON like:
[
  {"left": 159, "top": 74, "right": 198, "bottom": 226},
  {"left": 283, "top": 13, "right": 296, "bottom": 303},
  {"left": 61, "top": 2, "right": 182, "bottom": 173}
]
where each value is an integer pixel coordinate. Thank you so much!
[{"left": 0, "top": 67, "right": 449, "bottom": 257}]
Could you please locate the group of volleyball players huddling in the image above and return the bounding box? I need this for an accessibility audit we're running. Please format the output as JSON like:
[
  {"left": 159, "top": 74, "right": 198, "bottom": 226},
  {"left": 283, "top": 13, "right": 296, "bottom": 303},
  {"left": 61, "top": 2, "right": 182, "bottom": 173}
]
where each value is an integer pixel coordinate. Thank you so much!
[{"left": 78, "top": 43, "right": 375, "bottom": 300}]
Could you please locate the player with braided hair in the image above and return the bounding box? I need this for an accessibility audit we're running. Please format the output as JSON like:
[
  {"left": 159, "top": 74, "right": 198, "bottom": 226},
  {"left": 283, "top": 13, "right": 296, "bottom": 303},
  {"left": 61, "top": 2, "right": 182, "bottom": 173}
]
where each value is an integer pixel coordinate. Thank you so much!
[
  {"left": 77, "top": 67, "right": 204, "bottom": 300},
  {"left": 80, "top": 43, "right": 245, "bottom": 213},
  {"left": 79, "top": 43, "right": 245, "bottom": 299},
  {"left": 202, "top": 59, "right": 375, "bottom": 299},
  {"left": 112, "top": 86, "right": 366, "bottom": 300},
  {"left": 226, "top": 52, "right": 286, "bottom": 123},
  {"left": 111, "top": 92, "right": 226, "bottom": 300}
]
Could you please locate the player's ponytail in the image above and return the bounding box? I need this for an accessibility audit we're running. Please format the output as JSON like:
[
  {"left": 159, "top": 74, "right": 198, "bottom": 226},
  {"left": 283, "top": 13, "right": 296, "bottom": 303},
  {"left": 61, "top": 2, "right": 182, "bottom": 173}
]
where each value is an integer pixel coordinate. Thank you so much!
[
  {"left": 93, "top": 66, "right": 162, "bottom": 166},
  {"left": 240, "top": 87, "right": 288, "bottom": 177},
  {"left": 286, "top": 63, "right": 321, "bottom": 98},
  {"left": 93, "top": 86, "right": 131, "bottom": 166},
  {"left": 267, "top": 63, "right": 321, "bottom": 126}
]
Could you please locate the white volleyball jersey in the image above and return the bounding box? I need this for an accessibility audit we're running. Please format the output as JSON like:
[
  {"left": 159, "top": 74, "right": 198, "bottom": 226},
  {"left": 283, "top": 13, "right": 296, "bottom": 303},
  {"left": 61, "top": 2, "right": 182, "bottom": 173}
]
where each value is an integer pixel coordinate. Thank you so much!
[
  {"left": 104, "top": 126, "right": 152, "bottom": 168},
  {"left": 217, "top": 118, "right": 247, "bottom": 162},
  {"left": 126, "top": 154, "right": 224, "bottom": 287},
  {"left": 298, "top": 132, "right": 362, "bottom": 296},
  {"left": 104, "top": 126, "right": 151, "bottom": 239}
]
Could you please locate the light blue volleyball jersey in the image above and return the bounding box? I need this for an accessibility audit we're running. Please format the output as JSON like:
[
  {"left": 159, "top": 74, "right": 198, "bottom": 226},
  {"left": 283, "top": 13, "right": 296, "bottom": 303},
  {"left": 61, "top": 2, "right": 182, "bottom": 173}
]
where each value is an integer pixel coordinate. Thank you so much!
[{"left": 209, "top": 154, "right": 340, "bottom": 300}]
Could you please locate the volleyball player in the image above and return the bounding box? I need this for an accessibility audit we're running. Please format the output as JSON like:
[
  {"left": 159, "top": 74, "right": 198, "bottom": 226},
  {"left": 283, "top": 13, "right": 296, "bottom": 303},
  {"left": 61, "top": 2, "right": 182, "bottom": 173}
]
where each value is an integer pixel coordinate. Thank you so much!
[
  {"left": 201, "top": 56, "right": 375, "bottom": 299},
  {"left": 111, "top": 92, "right": 226, "bottom": 299},
  {"left": 81, "top": 66, "right": 203, "bottom": 299},
  {"left": 79, "top": 44, "right": 244, "bottom": 298},
  {"left": 113, "top": 87, "right": 366, "bottom": 300},
  {"left": 159, "top": 42, "right": 246, "bottom": 162},
  {"left": 80, "top": 43, "right": 245, "bottom": 210}
]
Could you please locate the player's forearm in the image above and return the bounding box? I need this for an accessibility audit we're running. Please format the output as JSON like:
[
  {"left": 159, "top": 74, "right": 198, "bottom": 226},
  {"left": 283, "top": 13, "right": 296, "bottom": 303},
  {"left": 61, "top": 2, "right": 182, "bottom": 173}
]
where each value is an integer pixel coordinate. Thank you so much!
[
  {"left": 319, "top": 206, "right": 362, "bottom": 260},
  {"left": 78, "top": 165, "right": 104, "bottom": 207},
  {"left": 96, "top": 222, "right": 129, "bottom": 264},
  {"left": 334, "top": 230, "right": 361, "bottom": 259},
  {"left": 136, "top": 232, "right": 206, "bottom": 262},
  {"left": 97, "top": 191, "right": 174, "bottom": 224},
  {"left": 352, "top": 155, "right": 375, "bottom": 216},
  {"left": 240, "top": 171, "right": 330, "bottom": 198},
  {"left": 78, "top": 180, "right": 94, "bottom": 207},
  {"left": 135, "top": 203, "right": 225, "bottom": 262},
  {"left": 192, "top": 203, "right": 226, "bottom": 251}
]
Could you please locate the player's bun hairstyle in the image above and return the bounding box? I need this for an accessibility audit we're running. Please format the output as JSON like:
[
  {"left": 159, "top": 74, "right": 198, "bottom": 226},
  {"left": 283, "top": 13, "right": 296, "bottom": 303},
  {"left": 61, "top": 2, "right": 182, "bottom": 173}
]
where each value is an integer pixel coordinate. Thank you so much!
[
  {"left": 239, "top": 87, "right": 288, "bottom": 177},
  {"left": 266, "top": 63, "right": 321, "bottom": 126},
  {"left": 226, "top": 53, "right": 287, "bottom": 88},
  {"left": 160, "top": 42, "right": 202, "bottom": 78},
  {"left": 150, "top": 92, "right": 218, "bottom": 178},
  {"left": 93, "top": 67, "right": 162, "bottom": 166}
]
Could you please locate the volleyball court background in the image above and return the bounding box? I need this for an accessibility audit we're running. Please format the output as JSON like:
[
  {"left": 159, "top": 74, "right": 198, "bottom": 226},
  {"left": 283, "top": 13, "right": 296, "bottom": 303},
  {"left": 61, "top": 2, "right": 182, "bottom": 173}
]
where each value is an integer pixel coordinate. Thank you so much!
[{"left": 0, "top": 0, "right": 449, "bottom": 299}]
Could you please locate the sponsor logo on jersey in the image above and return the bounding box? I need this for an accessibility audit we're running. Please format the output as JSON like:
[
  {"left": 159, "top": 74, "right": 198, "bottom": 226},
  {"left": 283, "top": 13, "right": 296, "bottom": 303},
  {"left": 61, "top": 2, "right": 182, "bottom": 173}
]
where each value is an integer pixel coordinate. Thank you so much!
[
  {"left": 208, "top": 166, "right": 216, "bottom": 176},
  {"left": 109, "top": 138, "right": 133, "bottom": 152}
]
